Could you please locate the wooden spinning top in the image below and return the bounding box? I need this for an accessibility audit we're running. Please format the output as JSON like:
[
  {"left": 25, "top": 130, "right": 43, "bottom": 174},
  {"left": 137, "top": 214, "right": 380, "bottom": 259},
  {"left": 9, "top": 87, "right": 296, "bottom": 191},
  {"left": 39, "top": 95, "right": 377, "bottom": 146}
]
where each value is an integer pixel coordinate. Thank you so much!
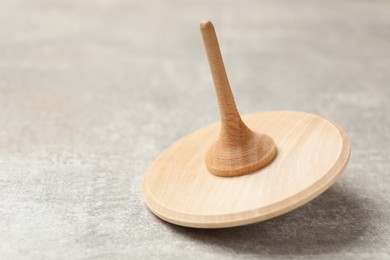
[{"left": 142, "top": 21, "right": 350, "bottom": 228}]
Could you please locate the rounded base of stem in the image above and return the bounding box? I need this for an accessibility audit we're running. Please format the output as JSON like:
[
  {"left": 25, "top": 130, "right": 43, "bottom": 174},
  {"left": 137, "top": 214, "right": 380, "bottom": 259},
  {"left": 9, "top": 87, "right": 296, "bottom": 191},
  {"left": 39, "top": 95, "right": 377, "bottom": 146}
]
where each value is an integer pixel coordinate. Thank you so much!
[{"left": 205, "top": 133, "right": 277, "bottom": 177}]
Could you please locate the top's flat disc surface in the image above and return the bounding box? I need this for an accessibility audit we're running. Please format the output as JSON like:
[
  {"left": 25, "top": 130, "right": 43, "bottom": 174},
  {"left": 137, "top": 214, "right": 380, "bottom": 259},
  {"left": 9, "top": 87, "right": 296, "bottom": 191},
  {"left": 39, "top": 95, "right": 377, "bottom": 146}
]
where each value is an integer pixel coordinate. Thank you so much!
[{"left": 142, "top": 111, "right": 350, "bottom": 228}]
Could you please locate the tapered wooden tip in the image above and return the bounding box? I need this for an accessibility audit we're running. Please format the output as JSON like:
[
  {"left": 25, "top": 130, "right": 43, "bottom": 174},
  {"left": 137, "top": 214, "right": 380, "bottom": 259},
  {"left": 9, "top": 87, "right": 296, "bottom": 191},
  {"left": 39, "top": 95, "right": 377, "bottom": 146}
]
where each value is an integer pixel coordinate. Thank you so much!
[
  {"left": 200, "top": 20, "right": 212, "bottom": 29},
  {"left": 200, "top": 20, "right": 277, "bottom": 177}
]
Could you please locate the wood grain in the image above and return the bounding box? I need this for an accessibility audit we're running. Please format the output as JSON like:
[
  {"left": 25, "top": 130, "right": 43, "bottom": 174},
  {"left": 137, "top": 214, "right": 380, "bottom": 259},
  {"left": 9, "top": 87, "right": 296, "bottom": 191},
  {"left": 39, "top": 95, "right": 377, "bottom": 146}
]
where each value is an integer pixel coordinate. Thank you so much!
[
  {"left": 142, "top": 111, "right": 350, "bottom": 228},
  {"left": 200, "top": 20, "right": 276, "bottom": 177}
]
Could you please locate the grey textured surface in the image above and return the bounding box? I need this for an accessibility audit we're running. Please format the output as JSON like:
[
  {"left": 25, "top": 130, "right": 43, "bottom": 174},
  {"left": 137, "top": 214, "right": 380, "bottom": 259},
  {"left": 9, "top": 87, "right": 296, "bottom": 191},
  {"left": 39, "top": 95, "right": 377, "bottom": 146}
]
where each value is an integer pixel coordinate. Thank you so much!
[{"left": 0, "top": 0, "right": 389, "bottom": 259}]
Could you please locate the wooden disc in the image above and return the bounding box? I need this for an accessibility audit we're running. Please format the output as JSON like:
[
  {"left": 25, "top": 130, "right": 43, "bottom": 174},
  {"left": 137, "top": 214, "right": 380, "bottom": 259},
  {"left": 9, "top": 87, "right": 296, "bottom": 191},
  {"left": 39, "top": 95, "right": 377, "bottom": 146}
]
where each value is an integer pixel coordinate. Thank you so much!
[{"left": 142, "top": 111, "right": 350, "bottom": 228}]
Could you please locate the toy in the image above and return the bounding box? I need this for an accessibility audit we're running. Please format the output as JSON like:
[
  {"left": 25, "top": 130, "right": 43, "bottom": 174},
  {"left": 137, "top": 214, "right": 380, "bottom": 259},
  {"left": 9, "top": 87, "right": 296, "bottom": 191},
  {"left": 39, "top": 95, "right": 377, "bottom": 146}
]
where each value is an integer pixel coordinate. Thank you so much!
[{"left": 142, "top": 21, "right": 350, "bottom": 228}]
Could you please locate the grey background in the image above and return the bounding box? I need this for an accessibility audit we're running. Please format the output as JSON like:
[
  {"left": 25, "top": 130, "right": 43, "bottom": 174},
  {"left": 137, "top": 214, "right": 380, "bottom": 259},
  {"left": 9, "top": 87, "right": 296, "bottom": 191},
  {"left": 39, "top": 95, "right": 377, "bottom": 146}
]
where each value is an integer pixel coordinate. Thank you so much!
[{"left": 0, "top": 0, "right": 389, "bottom": 259}]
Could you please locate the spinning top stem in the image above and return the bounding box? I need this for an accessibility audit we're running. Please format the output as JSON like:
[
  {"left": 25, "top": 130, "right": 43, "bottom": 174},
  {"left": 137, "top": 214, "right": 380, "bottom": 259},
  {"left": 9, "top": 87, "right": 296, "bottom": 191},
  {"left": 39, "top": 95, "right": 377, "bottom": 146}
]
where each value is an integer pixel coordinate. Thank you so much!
[{"left": 200, "top": 20, "right": 277, "bottom": 177}]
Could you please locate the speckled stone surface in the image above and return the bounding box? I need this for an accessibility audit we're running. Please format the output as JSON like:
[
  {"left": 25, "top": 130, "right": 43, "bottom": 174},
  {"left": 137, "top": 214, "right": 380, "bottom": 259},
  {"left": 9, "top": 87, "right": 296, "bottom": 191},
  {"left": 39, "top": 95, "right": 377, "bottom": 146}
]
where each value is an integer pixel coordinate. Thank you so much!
[{"left": 0, "top": 0, "right": 389, "bottom": 259}]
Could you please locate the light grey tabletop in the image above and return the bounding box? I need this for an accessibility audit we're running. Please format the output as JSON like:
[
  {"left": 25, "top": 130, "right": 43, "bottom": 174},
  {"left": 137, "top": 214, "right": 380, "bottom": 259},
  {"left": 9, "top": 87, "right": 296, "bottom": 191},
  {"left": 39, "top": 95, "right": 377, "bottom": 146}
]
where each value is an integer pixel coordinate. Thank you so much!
[{"left": 0, "top": 0, "right": 389, "bottom": 259}]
